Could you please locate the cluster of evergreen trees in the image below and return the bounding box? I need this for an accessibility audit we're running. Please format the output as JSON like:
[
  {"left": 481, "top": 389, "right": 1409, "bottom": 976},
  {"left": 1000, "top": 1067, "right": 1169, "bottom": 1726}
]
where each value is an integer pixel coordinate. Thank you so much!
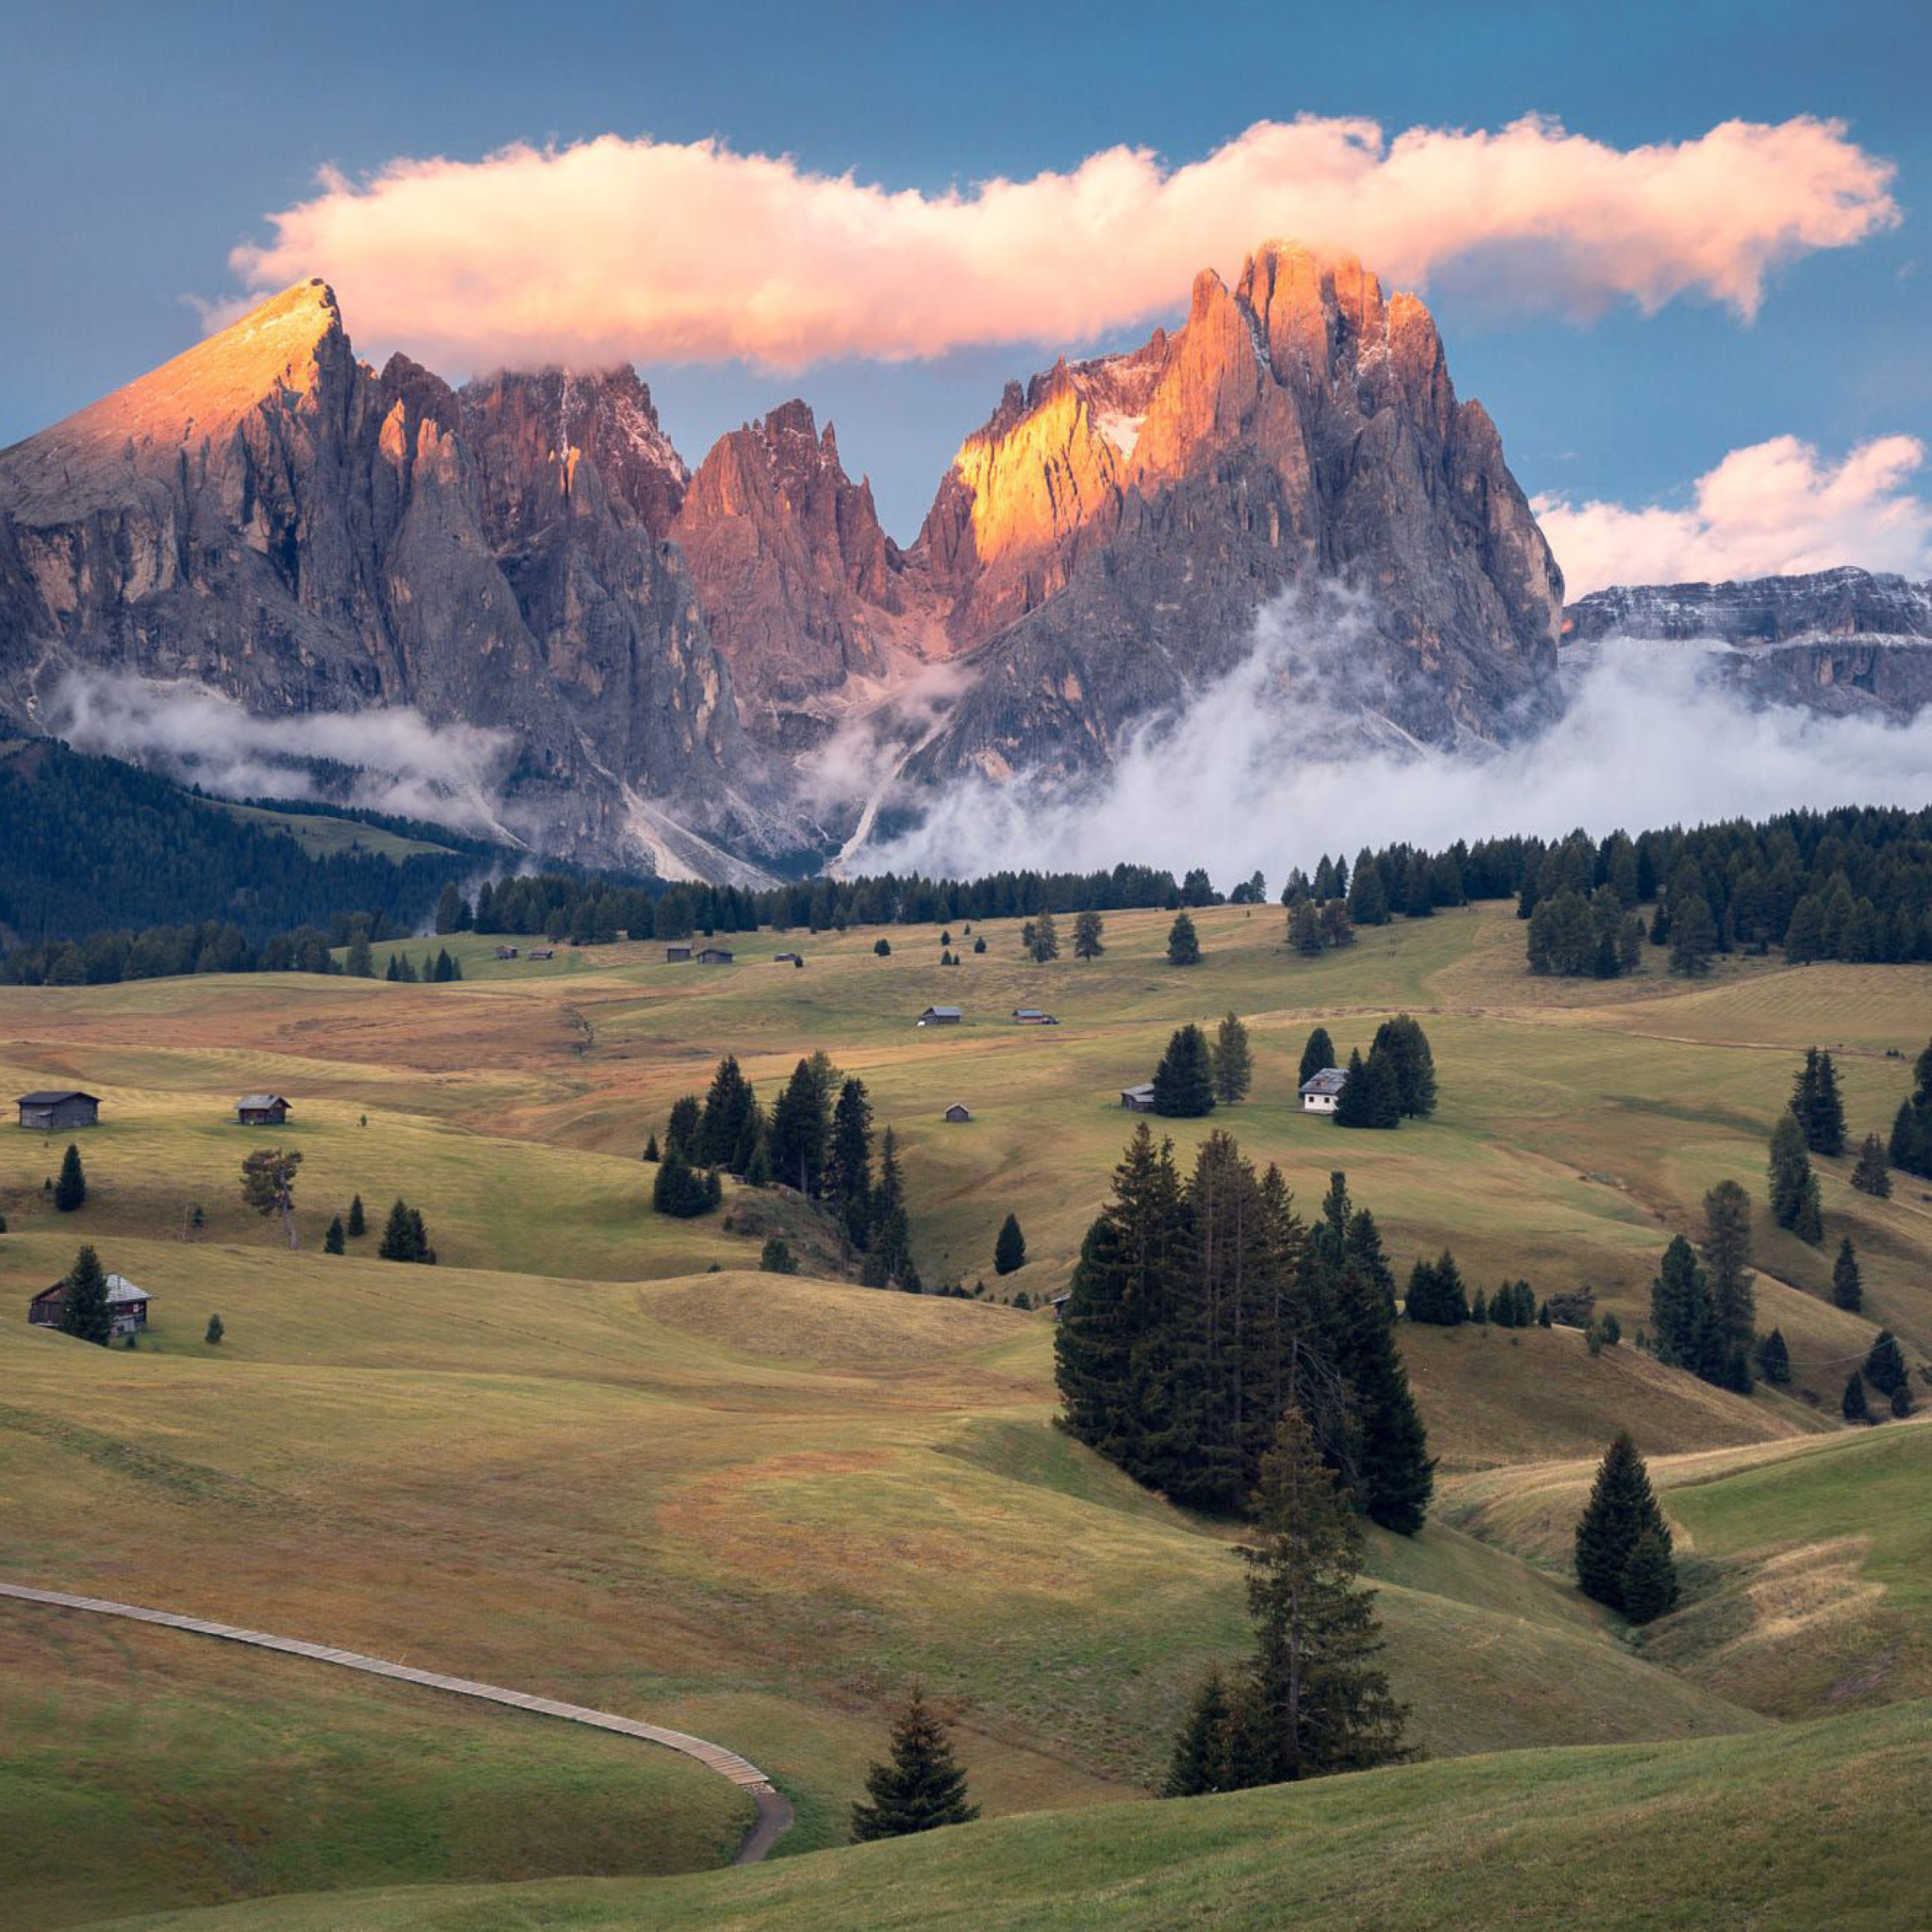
[
  {"left": 1521, "top": 808, "right": 1932, "bottom": 974},
  {"left": 377, "top": 1199, "right": 436, "bottom": 1263},
  {"left": 658, "top": 1054, "right": 920, "bottom": 1285},
  {"left": 0, "top": 740, "right": 491, "bottom": 954},
  {"left": 1056, "top": 1140, "right": 1433, "bottom": 1532},
  {"left": 1329, "top": 1017, "right": 1437, "bottom": 1130},
  {"left": 1642, "top": 1181, "right": 1758, "bottom": 1393},
  {"left": 1844, "top": 1332, "right": 1916, "bottom": 1423},
  {"left": 1144, "top": 1017, "right": 1254, "bottom": 1115},
  {"left": 378, "top": 946, "right": 464, "bottom": 983}
]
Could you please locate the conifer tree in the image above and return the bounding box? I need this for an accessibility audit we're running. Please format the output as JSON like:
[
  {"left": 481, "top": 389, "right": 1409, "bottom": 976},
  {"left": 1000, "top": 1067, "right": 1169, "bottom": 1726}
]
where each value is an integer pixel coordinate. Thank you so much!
[
  {"left": 1574, "top": 1432, "right": 1673, "bottom": 1612},
  {"left": 1347, "top": 853, "right": 1390, "bottom": 926},
  {"left": 1650, "top": 1234, "right": 1718, "bottom": 1376},
  {"left": 1235, "top": 1409, "right": 1412, "bottom": 1782},
  {"left": 1405, "top": 1252, "right": 1469, "bottom": 1325},
  {"left": 324, "top": 1215, "right": 345, "bottom": 1255},
  {"left": 1163, "top": 1666, "right": 1237, "bottom": 1796},
  {"left": 1027, "top": 909, "right": 1060, "bottom": 962},
  {"left": 240, "top": 1147, "right": 303, "bottom": 1249},
  {"left": 1166, "top": 911, "right": 1201, "bottom": 966},
  {"left": 1768, "top": 1112, "right": 1819, "bottom": 1238},
  {"left": 1152, "top": 1024, "right": 1216, "bottom": 1117},
  {"left": 1831, "top": 1237, "right": 1863, "bottom": 1311},
  {"left": 1331, "top": 1264, "right": 1434, "bottom": 1534},
  {"left": 769, "top": 1058, "right": 831, "bottom": 1194},
  {"left": 205, "top": 1313, "right": 224, "bottom": 1345},
  {"left": 1862, "top": 1330, "right": 1907, "bottom": 1399},
  {"left": 759, "top": 1237, "right": 799, "bottom": 1274},
  {"left": 1756, "top": 1327, "right": 1791, "bottom": 1385},
  {"left": 1335, "top": 1046, "right": 1401, "bottom": 1129},
  {"left": 1370, "top": 1016, "right": 1437, "bottom": 1118},
  {"left": 1342, "top": 1208, "right": 1397, "bottom": 1314},
  {"left": 993, "top": 1212, "right": 1026, "bottom": 1276},
  {"left": 1289, "top": 900, "right": 1324, "bottom": 956},
  {"left": 866, "top": 1128, "right": 919, "bottom": 1291},
  {"left": 1891, "top": 1383, "right": 1914, "bottom": 1419},
  {"left": 695, "top": 1055, "right": 758, "bottom": 1169},
  {"left": 826, "top": 1077, "right": 875, "bottom": 1248},
  {"left": 850, "top": 1688, "right": 979, "bottom": 1840},
  {"left": 1842, "top": 1373, "right": 1871, "bottom": 1423},
  {"left": 652, "top": 1148, "right": 715, "bottom": 1219},
  {"left": 1851, "top": 1133, "right": 1891, "bottom": 1198},
  {"left": 642, "top": 1134, "right": 660, "bottom": 1163},
  {"left": 1790, "top": 1048, "right": 1848, "bottom": 1157},
  {"left": 1211, "top": 1012, "right": 1254, "bottom": 1105},
  {"left": 58, "top": 1244, "right": 113, "bottom": 1345},
  {"left": 1698, "top": 1180, "right": 1757, "bottom": 1357},
  {"left": 1668, "top": 893, "right": 1717, "bottom": 975},
  {"left": 346, "top": 1193, "right": 366, "bottom": 1238},
  {"left": 378, "top": 1197, "right": 423, "bottom": 1259},
  {"left": 1073, "top": 909, "right": 1106, "bottom": 959},
  {"left": 664, "top": 1094, "right": 702, "bottom": 1160},
  {"left": 54, "top": 1141, "right": 87, "bottom": 1213},
  {"left": 1620, "top": 1529, "right": 1679, "bottom": 1624},
  {"left": 1298, "top": 1026, "right": 1337, "bottom": 1087}
]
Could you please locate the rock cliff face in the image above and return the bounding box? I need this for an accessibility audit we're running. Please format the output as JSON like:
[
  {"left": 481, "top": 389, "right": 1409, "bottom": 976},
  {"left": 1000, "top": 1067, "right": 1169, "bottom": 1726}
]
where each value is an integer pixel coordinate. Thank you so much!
[
  {"left": 901, "top": 242, "right": 1566, "bottom": 784},
  {"left": 0, "top": 283, "right": 782, "bottom": 876},
  {"left": 671, "top": 401, "right": 950, "bottom": 742},
  {"left": 0, "top": 249, "right": 1573, "bottom": 874},
  {"left": 1563, "top": 567, "right": 1932, "bottom": 718}
]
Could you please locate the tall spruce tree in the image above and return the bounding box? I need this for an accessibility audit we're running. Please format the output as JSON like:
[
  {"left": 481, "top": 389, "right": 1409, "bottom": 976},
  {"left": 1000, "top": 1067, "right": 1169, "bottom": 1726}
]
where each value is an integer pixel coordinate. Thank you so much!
[
  {"left": 1768, "top": 1112, "right": 1821, "bottom": 1240},
  {"left": 1791, "top": 1048, "right": 1848, "bottom": 1156},
  {"left": 1152, "top": 1024, "right": 1216, "bottom": 1118},
  {"left": 1298, "top": 1026, "right": 1337, "bottom": 1087},
  {"left": 865, "top": 1128, "right": 919, "bottom": 1291},
  {"left": 1405, "top": 1252, "right": 1469, "bottom": 1326},
  {"left": 1862, "top": 1330, "right": 1907, "bottom": 1399},
  {"left": 1620, "top": 1529, "right": 1679, "bottom": 1624},
  {"left": 769, "top": 1058, "right": 830, "bottom": 1195},
  {"left": 54, "top": 1141, "right": 87, "bottom": 1212},
  {"left": 1650, "top": 1235, "right": 1718, "bottom": 1377},
  {"left": 1574, "top": 1432, "right": 1673, "bottom": 1613},
  {"left": 1842, "top": 1373, "right": 1872, "bottom": 1423},
  {"left": 695, "top": 1056, "right": 758, "bottom": 1169},
  {"left": 664, "top": 1094, "right": 703, "bottom": 1160},
  {"left": 1831, "top": 1237, "right": 1863, "bottom": 1311},
  {"left": 1668, "top": 893, "right": 1718, "bottom": 975},
  {"left": 1342, "top": 1208, "right": 1397, "bottom": 1315},
  {"left": 1073, "top": 909, "right": 1106, "bottom": 959},
  {"left": 1336, "top": 1046, "right": 1401, "bottom": 1129},
  {"left": 346, "top": 1194, "right": 366, "bottom": 1238},
  {"left": 1757, "top": 1327, "right": 1791, "bottom": 1384},
  {"left": 1211, "top": 1012, "right": 1254, "bottom": 1104},
  {"left": 1330, "top": 1262, "right": 1434, "bottom": 1534},
  {"left": 1698, "top": 1181, "right": 1757, "bottom": 1360},
  {"left": 849, "top": 1687, "right": 979, "bottom": 1840},
  {"left": 1370, "top": 1016, "right": 1437, "bottom": 1119},
  {"left": 1163, "top": 1665, "right": 1238, "bottom": 1796},
  {"left": 1234, "top": 1409, "right": 1413, "bottom": 1782},
  {"left": 58, "top": 1244, "right": 113, "bottom": 1345},
  {"left": 324, "top": 1215, "right": 345, "bottom": 1255},
  {"left": 825, "top": 1077, "right": 875, "bottom": 1247},
  {"left": 993, "top": 1213, "right": 1026, "bottom": 1276},
  {"left": 1166, "top": 911, "right": 1202, "bottom": 966}
]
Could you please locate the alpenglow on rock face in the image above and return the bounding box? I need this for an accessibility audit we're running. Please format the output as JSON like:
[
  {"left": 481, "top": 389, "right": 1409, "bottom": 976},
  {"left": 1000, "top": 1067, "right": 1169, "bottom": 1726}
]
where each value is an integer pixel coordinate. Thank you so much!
[
  {"left": 1563, "top": 567, "right": 1932, "bottom": 718},
  {"left": 0, "top": 249, "right": 1568, "bottom": 875}
]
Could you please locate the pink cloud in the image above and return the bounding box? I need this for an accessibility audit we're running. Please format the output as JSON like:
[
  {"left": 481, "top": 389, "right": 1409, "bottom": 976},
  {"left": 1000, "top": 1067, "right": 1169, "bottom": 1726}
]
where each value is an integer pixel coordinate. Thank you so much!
[
  {"left": 223, "top": 114, "right": 1897, "bottom": 374},
  {"left": 1535, "top": 435, "right": 1932, "bottom": 596}
]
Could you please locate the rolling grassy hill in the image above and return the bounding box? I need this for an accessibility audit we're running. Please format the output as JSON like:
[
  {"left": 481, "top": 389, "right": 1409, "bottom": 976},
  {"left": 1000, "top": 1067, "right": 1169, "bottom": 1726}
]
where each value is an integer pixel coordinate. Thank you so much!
[
  {"left": 58, "top": 1698, "right": 1932, "bottom": 1932},
  {"left": 2, "top": 898, "right": 1927, "bottom": 1927}
]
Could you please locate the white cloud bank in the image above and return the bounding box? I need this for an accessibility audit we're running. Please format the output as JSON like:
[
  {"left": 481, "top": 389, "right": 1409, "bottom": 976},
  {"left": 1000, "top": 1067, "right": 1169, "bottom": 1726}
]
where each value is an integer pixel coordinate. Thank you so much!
[
  {"left": 48, "top": 673, "right": 520, "bottom": 836},
  {"left": 861, "top": 595, "right": 1932, "bottom": 886},
  {"left": 224, "top": 115, "right": 1897, "bottom": 372},
  {"left": 1539, "top": 435, "right": 1932, "bottom": 598}
]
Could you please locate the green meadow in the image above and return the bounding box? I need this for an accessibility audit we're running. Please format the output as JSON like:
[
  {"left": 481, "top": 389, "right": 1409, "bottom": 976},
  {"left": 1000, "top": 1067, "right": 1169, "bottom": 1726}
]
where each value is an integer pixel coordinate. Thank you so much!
[{"left": 1, "top": 900, "right": 1926, "bottom": 1928}]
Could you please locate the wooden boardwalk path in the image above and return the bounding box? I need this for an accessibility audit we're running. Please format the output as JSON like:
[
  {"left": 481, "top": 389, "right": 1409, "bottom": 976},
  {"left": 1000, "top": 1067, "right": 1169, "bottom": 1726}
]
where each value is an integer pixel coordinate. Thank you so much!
[{"left": 0, "top": 1581, "right": 794, "bottom": 1865}]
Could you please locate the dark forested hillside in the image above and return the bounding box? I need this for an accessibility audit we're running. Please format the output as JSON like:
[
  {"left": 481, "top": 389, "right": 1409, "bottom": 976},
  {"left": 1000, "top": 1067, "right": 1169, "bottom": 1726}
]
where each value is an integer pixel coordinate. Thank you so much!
[{"left": 0, "top": 740, "right": 485, "bottom": 944}]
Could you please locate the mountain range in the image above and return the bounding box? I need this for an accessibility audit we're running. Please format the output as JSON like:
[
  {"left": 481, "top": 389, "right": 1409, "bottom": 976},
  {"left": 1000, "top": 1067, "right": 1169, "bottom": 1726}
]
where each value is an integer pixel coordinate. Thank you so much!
[{"left": 0, "top": 247, "right": 1922, "bottom": 881}]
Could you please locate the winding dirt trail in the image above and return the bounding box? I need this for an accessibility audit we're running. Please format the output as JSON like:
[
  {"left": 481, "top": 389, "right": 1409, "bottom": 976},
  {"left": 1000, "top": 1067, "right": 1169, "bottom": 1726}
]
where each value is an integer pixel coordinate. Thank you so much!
[{"left": 0, "top": 1581, "right": 793, "bottom": 1866}]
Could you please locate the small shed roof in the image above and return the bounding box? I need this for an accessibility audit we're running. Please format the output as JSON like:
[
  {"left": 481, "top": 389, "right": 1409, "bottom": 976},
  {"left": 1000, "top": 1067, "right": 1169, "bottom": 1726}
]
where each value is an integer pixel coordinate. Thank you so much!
[
  {"left": 921, "top": 1005, "right": 963, "bottom": 1019},
  {"left": 237, "top": 1093, "right": 290, "bottom": 1110},
  {"left": 1121, "top": 1082, "right": 1158, "bottom": 1101},
  {"left": 943, "top": 1102, "right": 973, "bottom": 1119},
  {"left": 1012, "top": 1007, "right": 1047, "bottom": 1019},
  {"left": 16, "top": 1090, "right": 100, "bottom": 1106},
  {"left": 37, "top": 1274, "right": 150, "bottom": 1307},
  {"left": 1300, "top": 1067, "right": 1349, "bottom": 1096}
]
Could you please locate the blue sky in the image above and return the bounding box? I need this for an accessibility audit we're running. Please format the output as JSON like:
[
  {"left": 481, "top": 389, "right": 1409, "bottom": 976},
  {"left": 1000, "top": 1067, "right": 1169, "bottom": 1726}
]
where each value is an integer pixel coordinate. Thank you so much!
[{"left": 4, "top": 0, "right": 1925, "bottom": 565}]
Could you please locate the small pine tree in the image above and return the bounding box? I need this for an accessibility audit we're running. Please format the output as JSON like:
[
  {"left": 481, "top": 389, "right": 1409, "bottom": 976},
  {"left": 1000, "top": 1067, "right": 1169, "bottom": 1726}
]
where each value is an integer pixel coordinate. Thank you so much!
[
  {"left": 759, "top": 1237, "right": 799, "bottom": 1274},
  {"left": 849, "top": 1687, "right": 979, "bottom": 1840},
  {"left": 1842, "top": 1373, "right": 1871, "bottom": 1424},
  {"left": 642, "top": 1133, "right": 660, "bottom": 1162},
  {"left": 1073, "top": 909, "right": 1106, "bottom": 959},
  {"left": 1620, "top": 1528, "right": 1679, "bottom": 1624},
  {"left": 1890, "top": 1382, "right": 1914, "bottom": 1419},
  {"left": 1163, "top": 1667, "right": 1236, "bottom": 1796},
  {"left": 54, "top": 1142, "right": 87, "bottom": 1213},
  {"left": 58, "top": 1244, "right": 113, "bottom": 1346},
  {"left": 1831, "top": 1238, "right": 1862, "bottom": 1312},
  {"left": 653, "top": 1149, "right": 714, "bottom": 1220},
  {"left": 973, "top": 936, "right": 987, "bottom": 955},
  {"left": 1166, "top": 911, "right": 1201, "bottom": 966},
  {"left": 377, "top": 1197, "right": 423, "bottom": 1261},
  {"left": 1768, "top": 1112, "right": 1819, "bottom": 1241},
  {"left": 1574, "top": 1431, "right": 1672, "bottom": 1613},
  {"left": 205, "top": 1313, "right": 224, "bottom": 1345},
  {"left": 874, "top": 937, "right": 892, "bottom": 957},
  {"left": 324, "top": 1215, "right": 345, "bottom": 1255},
  {"left": 1851, "top": 1133, "right": 1891, "bottom": 1198},
  {"left": 993, "top": 1212, "right": 1026, "bottom": 1276},
  {"left": 1756, "top": 1327, "right": 1790, "bottom": 1385},
  {"left": 346, "top": 1193, "right": 366, "bottom": 1238}
]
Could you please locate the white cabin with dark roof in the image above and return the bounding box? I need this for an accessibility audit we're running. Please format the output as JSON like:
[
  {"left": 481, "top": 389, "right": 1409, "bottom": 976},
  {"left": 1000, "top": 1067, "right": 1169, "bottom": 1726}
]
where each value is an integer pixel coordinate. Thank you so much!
[{"left": 1300, "top": 1067, "right": 1349, "bottom": 1113}]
